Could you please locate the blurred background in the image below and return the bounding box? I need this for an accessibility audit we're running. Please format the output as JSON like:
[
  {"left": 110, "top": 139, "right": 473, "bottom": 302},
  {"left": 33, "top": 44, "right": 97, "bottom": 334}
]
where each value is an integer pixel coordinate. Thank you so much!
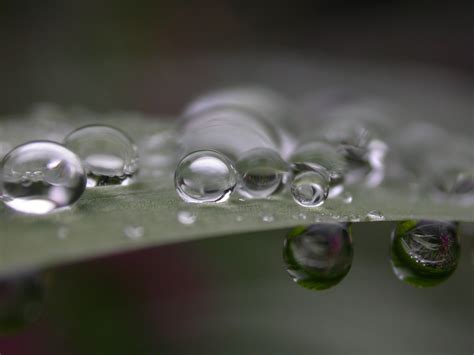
[
  {"left": 0, "top": 1, "right": 472, "bottom": 115},
  {"left": 0, "top": 2, "right": 472, "bottom": 354}
]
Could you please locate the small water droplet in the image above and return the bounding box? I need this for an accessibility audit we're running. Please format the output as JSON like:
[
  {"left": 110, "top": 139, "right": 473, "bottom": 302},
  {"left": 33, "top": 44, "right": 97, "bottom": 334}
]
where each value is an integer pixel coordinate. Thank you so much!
[
  {"left": 0, "top": 141, "right": 86, "bottom": 214},
  {"left": 235, "top": 215, "right": 243, "bottom": 222},
  {"left": 123, "top": 225, "right": 145, "bottom": 240},
  {"left": 175, "top": 150, "right": 237, "bottom": 204},
  {"left": 341, "top": 192, "right": 353, "bottom": 204},
  {"left": 177, "top": 211, "right": 197, "bottom": 225},
  {"left": 365, "top": 210, "right": 385, "bottom": 221},
  {"left": 261, "top": 214, "right": 274, "bottom": 223},
  {"left": 290, "top": 163, "right": 330, "bottom": 207},
  {"left": 292, "top": 212, "right": 307, "bottom": 220},
  {"left": 236, "top": 148, "right": 288, "bottom": 199},
  {"left": 64, "top": 125, "right": 138, "bottom": 187}
]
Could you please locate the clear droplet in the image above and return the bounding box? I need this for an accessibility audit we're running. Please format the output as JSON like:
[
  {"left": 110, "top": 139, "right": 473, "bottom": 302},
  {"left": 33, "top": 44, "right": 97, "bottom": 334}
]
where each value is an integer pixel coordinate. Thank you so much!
[
  {"left": 292, "top": 212, "right": 307, "bottom": 220},
  {"left": 283, "top": 223, "right": 353, "bottom": 290},
  {"left": 261, "top": 213, "right": 274, "bottom": 223},
  {"left": 175, "top": 150, "right": 237, "bottom": 203},
  {"left": 290, "top": 163, "right": 330, "bottom": 207},
  {"left": 177, "top": 210, "right": 197, "bottom": 225},
  {"left": 365, "top": 210, "right": 385, "bottom": 221},
  {"left": 64, "top": 125, "right": 139, "bottom": 187},
  {"left": 0, "top": 141, "right": 86, "bottom": 214},
  {"left": 391, "top": 220, "right": 460, "bottom": 287},
  {"left": 236, "top": 148, "right": 289, "bottom": 198},
  {"left": 123, "top": 225, "right": 144, "bottom": 240},
  {"left": 340, "top": 191, "right": 353, "bottom": 204}
]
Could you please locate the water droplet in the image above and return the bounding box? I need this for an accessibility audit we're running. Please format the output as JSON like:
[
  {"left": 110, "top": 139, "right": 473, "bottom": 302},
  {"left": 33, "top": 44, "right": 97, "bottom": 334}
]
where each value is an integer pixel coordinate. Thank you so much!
[
  {"left": 57, "top": 226, "right": 69, "bottom": 240},
  {"left": 391, "top": 220, "right": 460, "bottom": 287},
  {"left": 64, "top": 125, "right": 138, "bottom": 187},
  {"left": 292, "top": 212, "right": 307, "bottom": 220},
  {"left": 290, "top": 163, "right": 330, "bottom": 207},
  {"left": 340, "top": 192, "right": 353, "bottom": 204},
  {"left": 283, "top": 223, "right": 353, "bottom": 290},
  {"left": 123, "top": 225, "right": 144, "bottom": 240},
  {"left": 261, "top": 214, "right": 274, "bottom": 223},
  {"left": 0, "top": 141, "right": 86, "bottom": 214},
  {"left": 365, "top": 210, "right": 385, "bottom": 221},
  {"left": 175, "top": 150, "right": 237, "bottom": 203},
  {"left": 235, "top": 215, "right": 243, "bottom": 222},
  {"left": 236, "top": 148, "right": 288, "bottom": 198},
  {"left": 177, "top": 210, "right": 197, "bottom": 225}
]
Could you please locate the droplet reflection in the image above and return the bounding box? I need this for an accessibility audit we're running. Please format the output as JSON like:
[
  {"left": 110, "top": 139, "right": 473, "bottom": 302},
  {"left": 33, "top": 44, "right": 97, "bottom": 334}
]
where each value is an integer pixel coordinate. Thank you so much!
[
  {"left": 283, "top": 223, "right": 353, "bottom": 290},
  {"left": 390, "top": 220, "right": 460, "bottom": 287}
]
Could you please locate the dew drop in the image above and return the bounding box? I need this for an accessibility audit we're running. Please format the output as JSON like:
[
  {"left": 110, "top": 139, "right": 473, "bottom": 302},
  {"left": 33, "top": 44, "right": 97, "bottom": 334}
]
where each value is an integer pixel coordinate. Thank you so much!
[
  {"left": 340, "top": 191, "right": 353, "bottom": 204},
  {"left": 123, "top": 225, "right": 145, "bottom": 240},
  {"left": 175, "top": 150, "right": 237, "bottom": 203},
  {"left": 0, "top": 141, "right": 86, "bottom": 214},
  {"left": 290, "top": 163, "right": 330, "bottom": 207},
  {"left": 365, "top": 210, "right": 385, "bottom": 221},
  {"left": 390, "top": 220, "right": 460, "bottom": 287},
  {"left": 283, "top": 223, "right": 353, "bottom": 290},
  {"left": 236, "top": 148, "right": 288, "bottom": 198},
  {"left": 177, "top": 210, "right": 197, "bottom": 225},
  {"left": 261, "top": 214, "right": 274, "bottom": 223},
  {"left": 292, "top": 212, "right": 307, "bottom": 221},
  {"left": 64, "top": 125, "right": 138, "bottom": 187}
]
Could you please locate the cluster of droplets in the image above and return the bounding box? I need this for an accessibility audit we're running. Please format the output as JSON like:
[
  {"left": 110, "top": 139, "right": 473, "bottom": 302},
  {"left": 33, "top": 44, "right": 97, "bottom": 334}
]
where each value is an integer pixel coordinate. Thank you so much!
[
  {"left": 284, "top": 220, "right": 461, "bottom": 291},
  {"left": 1, "top": 124, "right": 139, "bottom": 214}
]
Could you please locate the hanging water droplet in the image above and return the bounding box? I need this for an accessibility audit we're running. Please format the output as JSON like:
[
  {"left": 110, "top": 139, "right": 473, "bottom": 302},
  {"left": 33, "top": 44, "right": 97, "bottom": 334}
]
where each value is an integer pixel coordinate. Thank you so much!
[
  {"left": 177, "top": 210, "right": 197, "bottom": 225},
  {"left": 236, "top": 148, "right": 289, "bottom": 198},
  {"left": 64, "top": 125, "right": 139, "bottom": 187},
  {"left": 290, "top": 163, "right": 330, "bottom": 207},
  {"left": 365, "top": 210, "right": 385, "bottom": 221},
  {"left": 175, "top": 150, "right": 237, "bottom": 203},
  {"left": 390, "top": 220, "right": 460, "bottom": 287},
  {"left": 0, "top": 141, "right": 86, "bottom": 214},
  {"left": 283, "top": 223, "right": 353, "bottom": 290},
  {"left": 123, "top": 225, "right": 145, "bottom": 240}
]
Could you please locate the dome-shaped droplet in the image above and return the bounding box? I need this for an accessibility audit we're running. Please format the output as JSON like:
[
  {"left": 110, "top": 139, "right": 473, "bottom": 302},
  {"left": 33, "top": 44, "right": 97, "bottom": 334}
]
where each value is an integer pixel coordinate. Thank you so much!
[
  {"left": 283, "top": 223, "right": 353, "bottom": 290},
  {"left": 236, "top": 148, "right": 289, "bottom": 198},
  {"left": 390, "top": 220, "right": 460, "bottom": 287},
  {"left": 64, "top": 125, "right": 138, "bottom": 187},
  {"left": 290, "top": 163, "right": 330, "bottom": 207},
  {"left": 175, "top": 150, "right": 237, "bottom": 203},
  {"left": 0, "top": 141, "right": 86, "bottom": 214}
]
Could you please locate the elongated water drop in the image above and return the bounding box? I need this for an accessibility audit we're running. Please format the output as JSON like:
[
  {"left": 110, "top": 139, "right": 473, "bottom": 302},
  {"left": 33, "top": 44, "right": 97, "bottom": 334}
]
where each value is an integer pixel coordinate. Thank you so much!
[
  {"left": 290, "top": 163, "right": 330, "bottom": 207},
  {"left": 64, "top": 125, "right": 139, "bottom": 187},
  {"left": 236, "top": 148, "right": 289, "bottom": 198},
  {"left": 283, "top": 223, "right": 353, "bottom": 290},
  {"left": 175, "top": 150, "right": 237, "bottom": 203},
  {"left": 0, "top": 141, "right": 86, "bottom": 214},
  {"left": 390, "top": 220, "right": 460, "bottom": 287}
]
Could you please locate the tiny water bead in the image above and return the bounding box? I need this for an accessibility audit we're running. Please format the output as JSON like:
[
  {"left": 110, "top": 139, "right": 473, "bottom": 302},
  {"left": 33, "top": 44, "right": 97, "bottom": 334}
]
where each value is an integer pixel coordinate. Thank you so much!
[
  {"left": 0, "top": 141, "right": 86, "bottom": 214},
  {"left": 390, "top": 220, "right": 460, "bottom": 287},
  {"left": 283, "top": 223, "right": 353, "bottom": 290},
  {"left": 290, "top": 163, "right": 330, "bottom": 207},
  {"left": 236, "top": 148, "right": 289, "bottom": 198},
  {"left": 365, "top": 210, "right": 385, "bottom": 221},
  {"left": 177, "top": 210, "right": 197, "bottom": 225},
  {"left": 64, "top": 125, "right": 139, "bottom": 187},
  {"left": 123, "top": 225, "right": 145, "bottom": 240},
  {"left": 175, "top": 150, "right": 238, "bottom": 203}
]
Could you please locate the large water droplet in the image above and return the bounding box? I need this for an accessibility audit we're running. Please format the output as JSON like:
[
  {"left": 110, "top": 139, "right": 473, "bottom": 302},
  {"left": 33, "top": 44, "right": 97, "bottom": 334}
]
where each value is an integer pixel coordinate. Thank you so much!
[
  {"left": 290, "top": 163, "right": 330, "bottom": 207},
  {"left": 236, "top": 148, "right": 289, "bottom": 198},
  {"left": 64, "top": 125, "right": 138, "bottom": 187},
  {"left": 175, "top": 150, "right": 237, "bottom": 203},
  {"left": 283, "top": 223, "right": 353, "bottom": 290},
  {"left": 391, "top": 220, "right": 460, "bottom": 287},
  {"left": 0, "top": 141, "right": 86, "bottom": 214}
]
